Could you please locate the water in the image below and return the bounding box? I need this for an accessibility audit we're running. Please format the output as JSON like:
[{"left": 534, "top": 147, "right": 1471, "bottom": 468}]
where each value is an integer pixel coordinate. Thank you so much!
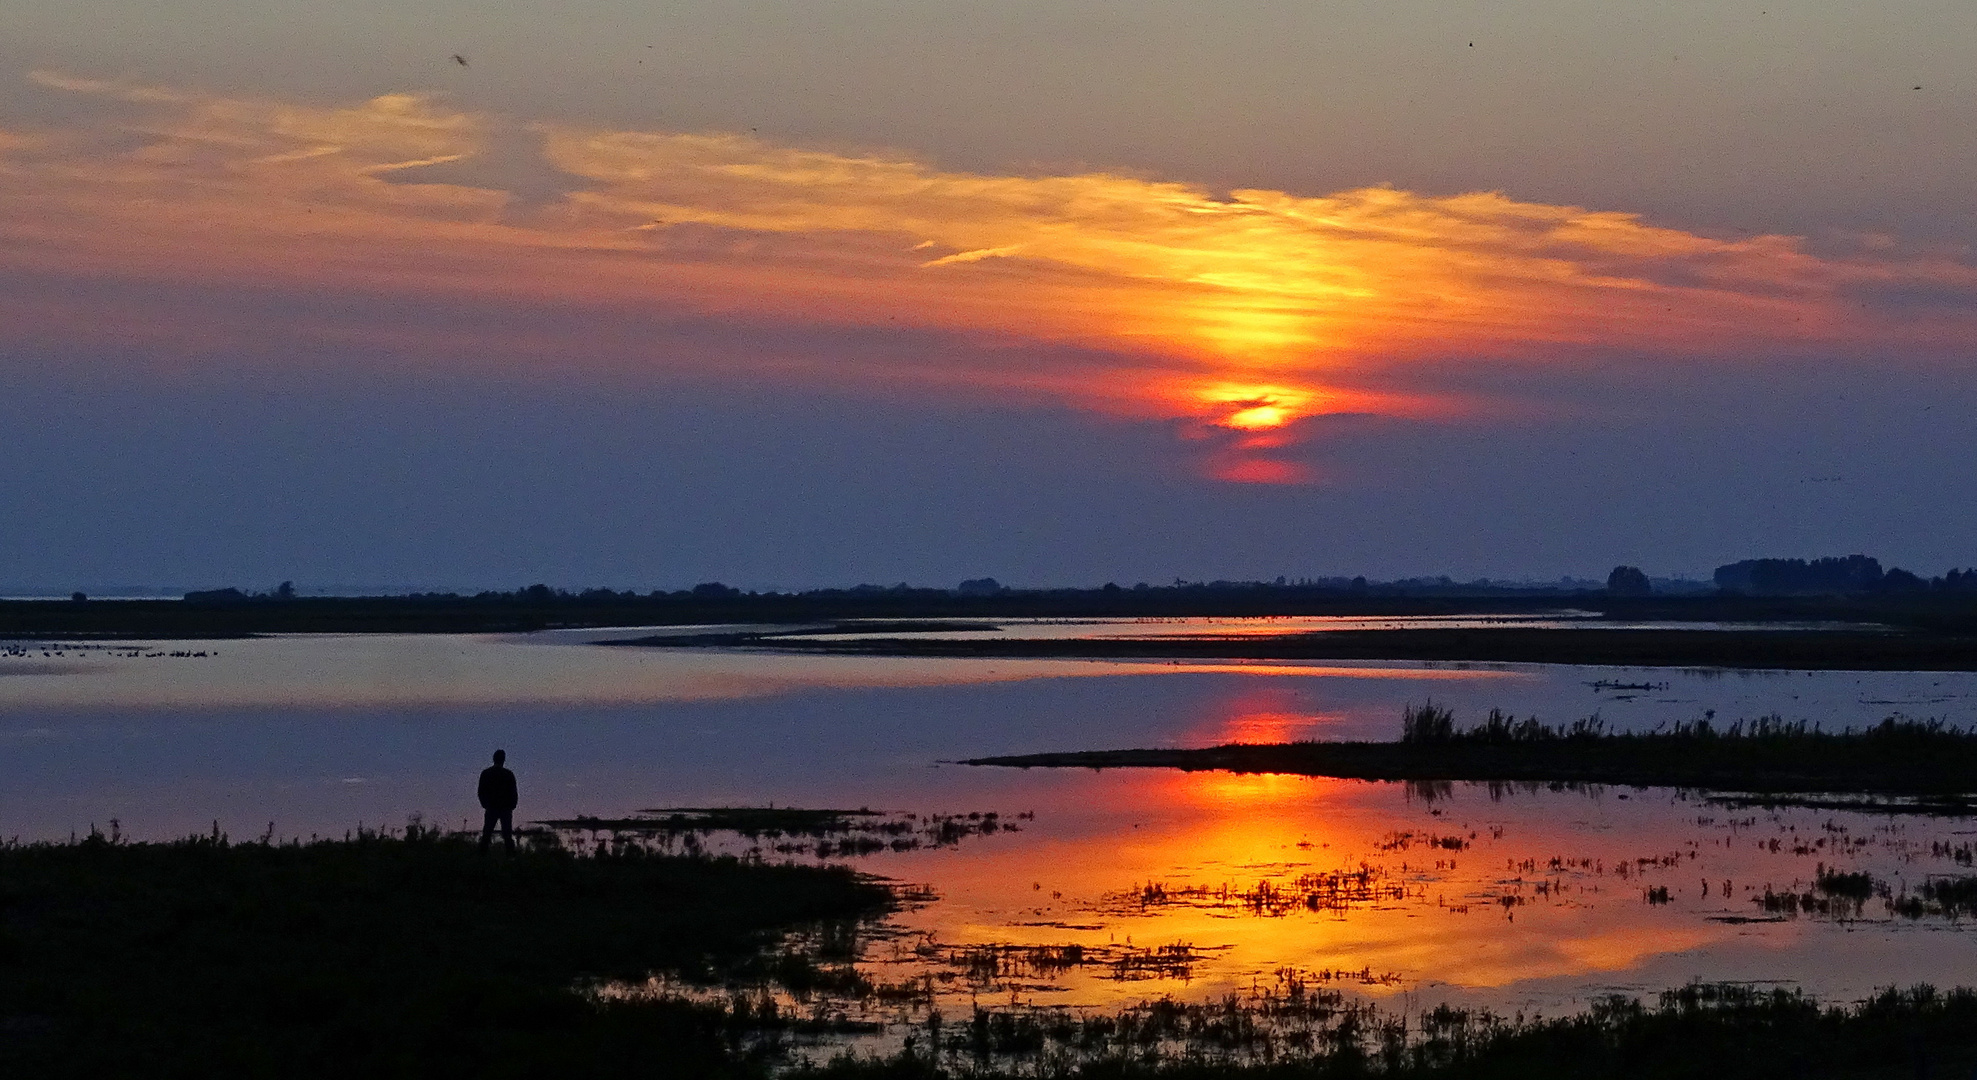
[{"left": 4, "top": 622, "right": 1976, "bottom": 1027}]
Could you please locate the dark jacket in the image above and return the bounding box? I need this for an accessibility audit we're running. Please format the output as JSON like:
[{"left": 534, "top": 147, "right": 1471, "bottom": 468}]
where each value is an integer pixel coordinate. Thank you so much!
[{"left": 477, "top": 765, "right": 518, "bottom": 812}]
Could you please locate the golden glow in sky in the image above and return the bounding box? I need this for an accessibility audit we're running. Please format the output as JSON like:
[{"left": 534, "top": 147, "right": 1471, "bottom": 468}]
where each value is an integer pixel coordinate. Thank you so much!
[{"left": 4, "top": 73, "right": 1974, "bottom": 483}]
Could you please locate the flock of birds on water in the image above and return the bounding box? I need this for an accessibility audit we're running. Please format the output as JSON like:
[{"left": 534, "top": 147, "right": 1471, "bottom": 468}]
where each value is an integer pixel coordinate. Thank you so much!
[{"left": 1, "top": 645, "right": 212, "bottom": 660}]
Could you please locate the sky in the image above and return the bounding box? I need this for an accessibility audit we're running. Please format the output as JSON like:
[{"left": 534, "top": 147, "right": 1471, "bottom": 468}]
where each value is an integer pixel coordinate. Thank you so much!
[{"left": 2, "top": 1, "right": 1973, "bottom": 591}]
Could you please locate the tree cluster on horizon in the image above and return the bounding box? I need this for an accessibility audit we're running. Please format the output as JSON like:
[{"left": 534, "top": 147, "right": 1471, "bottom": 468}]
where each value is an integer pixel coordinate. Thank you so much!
[
  {"left": 170, "top": 554, "right": 1977, "bottom": 605},
  {"left": 1708, "top": 555, "right": 1973, "bottom": 597}
]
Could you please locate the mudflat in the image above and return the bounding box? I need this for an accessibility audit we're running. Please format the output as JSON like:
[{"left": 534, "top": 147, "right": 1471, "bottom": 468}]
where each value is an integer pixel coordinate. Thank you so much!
[{"left": 698, "top": 627, "right": 1977, "bottom": 671}]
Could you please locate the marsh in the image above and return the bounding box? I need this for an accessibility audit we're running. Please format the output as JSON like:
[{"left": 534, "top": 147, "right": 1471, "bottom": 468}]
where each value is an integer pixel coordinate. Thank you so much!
[{"left": 7, "top": 620, "right": 1977, "bottom": 1072}]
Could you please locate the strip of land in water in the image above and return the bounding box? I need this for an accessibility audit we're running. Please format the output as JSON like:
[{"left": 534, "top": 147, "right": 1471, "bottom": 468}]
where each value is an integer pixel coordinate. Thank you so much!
[
  {"left": 963, "top": 722, "right": 1977, "bottom": 803},
  {"left": 9, "top": 588, "right": 1977, "bottom": 639},
  {"left": 634, "top": 626, "right": 1977, "bottom": 671}
]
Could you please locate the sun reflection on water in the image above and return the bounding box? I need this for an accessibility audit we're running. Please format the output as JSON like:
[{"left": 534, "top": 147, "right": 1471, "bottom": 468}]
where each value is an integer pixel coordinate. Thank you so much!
[{"left": 831, "top": 762, "right": 1972, "bottom": 1029}]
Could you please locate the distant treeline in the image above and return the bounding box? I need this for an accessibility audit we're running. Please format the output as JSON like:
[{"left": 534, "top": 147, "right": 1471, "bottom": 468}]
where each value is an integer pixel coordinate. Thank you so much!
[
  {"left": 3, "top": 553, "right": 1973, "bottom": 638},
  {"left": 1712, "top": 555, "right": 1977, "bottom": 596},
  {"left": 180, "top": 575, "right": 1617, "bottom": 606},
  {"left": 161, "top": 553, "right": 1975, "bottom": 610},
  {"left": 10, "top": 582, "right": 1639, "bottom": 638},
  {"left": 9, "top": 583, "right": 1977, "bottom": 639}
]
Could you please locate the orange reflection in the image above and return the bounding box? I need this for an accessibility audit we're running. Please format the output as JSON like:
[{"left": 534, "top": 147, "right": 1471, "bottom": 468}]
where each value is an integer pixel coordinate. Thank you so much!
[
  {"left": 1215, "top": 712, "right": 1326, "bottom": 744},
  {"left": 1207, "top": 456, "right": 1313, "bottom": 485},
  {"left": 1188, "top": 685, "right": 1342, "bottom": 744},
  {"left": 873, "top": 765, "right": 1827, "bottom": 1014}
]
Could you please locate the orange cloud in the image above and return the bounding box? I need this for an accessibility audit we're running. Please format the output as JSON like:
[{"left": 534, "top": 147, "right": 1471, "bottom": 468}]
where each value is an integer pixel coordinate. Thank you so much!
[{"left": 4, "top": 73, "right": 1974, "bottom": 482}]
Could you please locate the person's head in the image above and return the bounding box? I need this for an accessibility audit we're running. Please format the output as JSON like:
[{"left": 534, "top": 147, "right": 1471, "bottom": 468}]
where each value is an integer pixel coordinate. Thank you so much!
[{"left": 492, "top": 749, "right": 506, "bottom": 766}]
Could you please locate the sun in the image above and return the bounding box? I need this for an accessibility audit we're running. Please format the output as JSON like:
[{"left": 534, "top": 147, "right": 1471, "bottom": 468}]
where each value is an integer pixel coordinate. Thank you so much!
[
  {"left": 1197, "top": 384, "right": 1318, "bottom": 431},
  {"left": 1223, "top": 404, "right": 1290, "bottom": 430}
]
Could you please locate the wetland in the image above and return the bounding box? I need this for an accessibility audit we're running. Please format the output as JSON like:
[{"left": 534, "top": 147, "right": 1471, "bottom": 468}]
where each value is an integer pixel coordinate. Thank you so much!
[{"left": 5, "top": 614, "right": 1977, "bottom": 1074}]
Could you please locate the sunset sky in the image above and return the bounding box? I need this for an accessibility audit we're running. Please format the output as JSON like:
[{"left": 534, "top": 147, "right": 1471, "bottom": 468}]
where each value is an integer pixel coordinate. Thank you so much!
[{"left": 3, "top": 1, "right": 1973, "bottom": 590}]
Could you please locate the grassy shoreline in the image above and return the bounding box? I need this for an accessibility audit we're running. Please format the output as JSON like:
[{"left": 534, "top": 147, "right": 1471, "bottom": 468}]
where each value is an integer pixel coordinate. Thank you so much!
[
  {"left": 963, "top": 713, "right": 1977, "bottom": 801},
  {"left": 0, "top": 826, "right": 893, "bottom": 1078}
]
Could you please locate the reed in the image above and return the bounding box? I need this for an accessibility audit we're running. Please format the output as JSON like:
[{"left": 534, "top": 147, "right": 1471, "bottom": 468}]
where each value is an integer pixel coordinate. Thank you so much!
[
  {"left": 968, "top": 708, "right": 1977, "bottom": 801},
  {"left": 791, "top": 983, "right": 1977, "bottom": 1077}
]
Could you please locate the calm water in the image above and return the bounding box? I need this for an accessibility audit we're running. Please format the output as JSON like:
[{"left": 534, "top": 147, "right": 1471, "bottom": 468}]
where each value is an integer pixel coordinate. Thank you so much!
[{"left": 4, "top": 621, "right": 1975, "bottom": 1022}]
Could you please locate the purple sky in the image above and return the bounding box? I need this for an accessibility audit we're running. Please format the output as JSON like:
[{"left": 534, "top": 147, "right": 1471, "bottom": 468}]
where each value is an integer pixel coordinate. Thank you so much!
[{"left": 1, "top": 1, "right": 1972, "bottom": 591}]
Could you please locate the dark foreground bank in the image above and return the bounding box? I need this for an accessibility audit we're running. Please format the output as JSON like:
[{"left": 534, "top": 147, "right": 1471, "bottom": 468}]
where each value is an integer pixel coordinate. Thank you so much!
[
  {"left": 964, "top": 714, "right": 1977, "bottom": 806},
  {"left": 0, "top": 826, "right": 892, "bottom": 1079}
]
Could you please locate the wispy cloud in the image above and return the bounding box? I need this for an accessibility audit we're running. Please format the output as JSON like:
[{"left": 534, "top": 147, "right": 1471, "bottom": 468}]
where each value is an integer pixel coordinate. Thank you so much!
[{"left": 4, "top": 73, "right": 1973, "bottom": 482}]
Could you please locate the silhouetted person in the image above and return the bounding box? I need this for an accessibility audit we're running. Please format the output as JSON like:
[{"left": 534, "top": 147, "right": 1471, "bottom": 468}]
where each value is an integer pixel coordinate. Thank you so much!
[{"left": 478, "top": 750, "right": 518, "bottom": 853}]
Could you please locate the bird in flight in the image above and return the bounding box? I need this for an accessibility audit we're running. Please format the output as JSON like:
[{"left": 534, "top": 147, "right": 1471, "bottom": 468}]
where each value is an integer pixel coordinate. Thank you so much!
[{"left": 452, "top": 54, "right": 469, "bottom": 67}]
